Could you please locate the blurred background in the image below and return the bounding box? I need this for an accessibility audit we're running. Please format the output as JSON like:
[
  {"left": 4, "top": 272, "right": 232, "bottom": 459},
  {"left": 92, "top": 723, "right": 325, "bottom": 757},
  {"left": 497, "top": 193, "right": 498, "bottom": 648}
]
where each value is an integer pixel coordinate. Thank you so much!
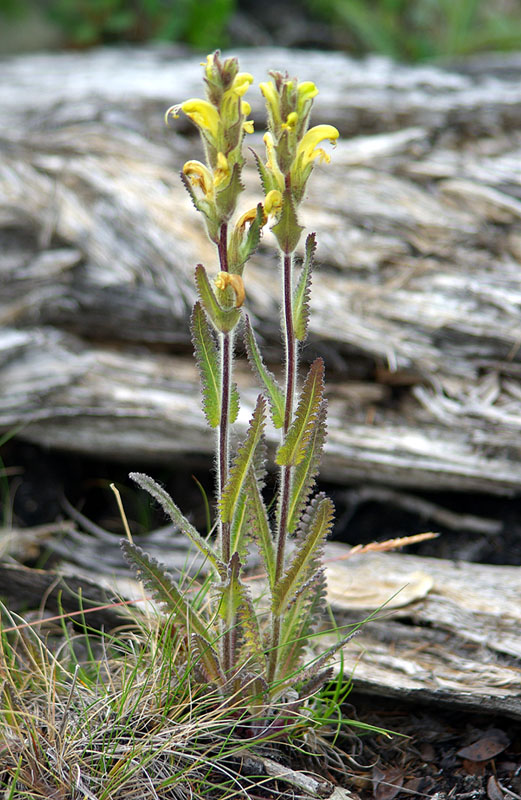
[{"left": 1, "top": 0, "right": 521, "bottom": 61}]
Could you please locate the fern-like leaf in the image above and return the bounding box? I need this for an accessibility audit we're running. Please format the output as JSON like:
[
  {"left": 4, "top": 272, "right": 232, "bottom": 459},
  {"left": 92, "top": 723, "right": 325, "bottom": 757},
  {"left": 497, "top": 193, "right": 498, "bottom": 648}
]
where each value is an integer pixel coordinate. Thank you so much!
[
  {"left": 244, "top": 316, "right": 285, "bottom": 429},
  {"left": 121, "top": 541, "right": 209, "bottom": 639},
  {"left": 276, "top": 357, "right": 325, "bottom": 467},
  {"left": 287, "top": 400, "right": 328, "bottom": 534},
  {"left": 130, "top": 472, "right": 224, "bottom": 576},
  {"left": 220, "top": 396, "right": 266, "bottom": 524},
  {"left": 190, "top": 302, "right": 220, "bottom": 428},
  {"left": 293, "top": 233, "right": 316, "bottom": 342},
  {"left": 273, "top": 493, "right": 334, "bottom": 616}
]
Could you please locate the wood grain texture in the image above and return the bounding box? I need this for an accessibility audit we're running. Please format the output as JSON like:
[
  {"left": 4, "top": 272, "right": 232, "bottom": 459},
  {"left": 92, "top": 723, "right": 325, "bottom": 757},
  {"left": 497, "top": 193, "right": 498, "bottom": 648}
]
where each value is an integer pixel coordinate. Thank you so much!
[{"left": 2, "top": 46, "right": 521, "bottom": 495}]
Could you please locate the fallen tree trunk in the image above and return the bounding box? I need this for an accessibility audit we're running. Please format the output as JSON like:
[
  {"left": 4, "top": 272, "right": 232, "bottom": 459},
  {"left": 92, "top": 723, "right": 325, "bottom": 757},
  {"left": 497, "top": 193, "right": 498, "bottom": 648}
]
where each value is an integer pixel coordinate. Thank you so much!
[
  {"left": 2, "top": 537, "right": 520, "bottom": 719},
  {"left": 2, "top": 47, "right": 521, "bottom": 492}
]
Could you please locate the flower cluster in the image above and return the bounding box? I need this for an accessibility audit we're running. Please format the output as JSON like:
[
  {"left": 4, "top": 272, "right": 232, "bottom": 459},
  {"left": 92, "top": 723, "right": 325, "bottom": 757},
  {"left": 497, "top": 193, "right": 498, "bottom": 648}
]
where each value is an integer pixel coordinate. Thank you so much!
[
  {"left": 257, "top": 71, "right": 339, "bottom": 253},
  {"left": 167, "top": 52, "right": 255, "bottom": 247}
]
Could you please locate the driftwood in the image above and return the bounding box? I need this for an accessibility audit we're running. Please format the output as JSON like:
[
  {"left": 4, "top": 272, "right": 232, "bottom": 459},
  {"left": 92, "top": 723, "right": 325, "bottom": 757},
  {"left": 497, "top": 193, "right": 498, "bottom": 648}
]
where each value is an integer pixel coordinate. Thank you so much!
[
  {"left": 1, "top": 47, "right": 521, "bottom": 492},
  {"left": 1, "top": 533, "right": 520, "bottom": 720}
]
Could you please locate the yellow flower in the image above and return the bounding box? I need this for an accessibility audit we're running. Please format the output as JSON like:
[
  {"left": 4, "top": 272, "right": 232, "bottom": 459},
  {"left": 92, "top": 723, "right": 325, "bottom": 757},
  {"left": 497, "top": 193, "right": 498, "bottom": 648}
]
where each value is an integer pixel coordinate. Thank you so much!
[
  {"left": 231, "top": 72, "right": 254, "bottom": 97},
  {"left": 236, "top": 207, "right": 263, "bottom": 231},
  {"left": 180, "top": 98, "right": 220, "bottom": 140},
  {"left": 215, "top": 271, "right": 246, "bottom": 307},
  {"left": 214, "top": 152, "right": 230, "bottom": 188},
  {"left": 295, "top": 124, "right": 339, "bottom": 167},
  {"left": 281, "top": 111, "right": 298, "bottom": 131},
  {"left": 182, "top": 160, "right": 214, "bottom": 197},
  {"left": 297, "top": 81, "right": 319, "bottom": 104},
  {"left": 243, "top": 119, "right": 254, "bottom": 134},
  {"left": 264, "top": 189, "right": 283, "bottom": 216}
]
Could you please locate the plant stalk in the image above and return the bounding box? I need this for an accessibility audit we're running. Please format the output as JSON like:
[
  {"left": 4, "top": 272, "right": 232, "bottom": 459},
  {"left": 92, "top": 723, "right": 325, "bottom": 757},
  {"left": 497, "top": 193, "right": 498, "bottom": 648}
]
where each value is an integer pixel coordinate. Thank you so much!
[
  {"left": 216, "top": 222, "right": 234, "bottom": 675},
  {"left": 269, "top": 248, "right": 298, "bottom": 683}
]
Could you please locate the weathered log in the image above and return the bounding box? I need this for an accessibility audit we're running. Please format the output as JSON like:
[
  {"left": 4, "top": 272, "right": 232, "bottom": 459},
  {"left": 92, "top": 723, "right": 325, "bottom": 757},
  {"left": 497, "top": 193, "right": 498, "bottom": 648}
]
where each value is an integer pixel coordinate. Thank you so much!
[
  {"left": 1, "top": 536, "right": 520, "bottom": 719},
  {"left": 2, "top": 46, "right": 521, "bottom": 494}
]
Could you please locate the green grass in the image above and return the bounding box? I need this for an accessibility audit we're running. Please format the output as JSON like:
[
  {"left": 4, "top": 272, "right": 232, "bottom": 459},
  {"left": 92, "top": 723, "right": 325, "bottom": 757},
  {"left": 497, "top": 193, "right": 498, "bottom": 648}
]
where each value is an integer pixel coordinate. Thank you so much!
[{"left": 0, "top": 596, "right": 390, "bottom": 798}]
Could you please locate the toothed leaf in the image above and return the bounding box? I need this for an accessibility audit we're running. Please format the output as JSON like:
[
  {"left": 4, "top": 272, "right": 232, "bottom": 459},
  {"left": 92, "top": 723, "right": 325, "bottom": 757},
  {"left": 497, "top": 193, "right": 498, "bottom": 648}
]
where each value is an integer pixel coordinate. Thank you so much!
[
  {"left": 195, "top": 264, "right": 241, "bottom": 333},
  {"left": 191, "top": 634, "right": 226, "bottom": 685},
  {"left": 271, "top": 188, "right": 304, "bottom": 255},
  {"left": 245, "top": 467, "right": 275, "bottom": 586},
  {"left": 130, "top": 472, "right": 224, "bottom": 576},
  {"left": 244, "top": 316, "right": 285, "bottom": 429},
  {"left": 276, "top": 358, "right": 324, "bottom": 467},
  {"left": 273, "top": 493, "right": 334, "bottom": 615},
  {"left": 230, "top": 485, "right": 249, "bottom": 561},
  {"left": 220, "top": 396, "right": 266, "bottom": 524},
  {"left": 190, "top": 302, "right": 221, "bottom": 428},
  {"left": 215, "top": 161, "right": 244, "bottom": 220},
  {"left": 121, "top": 541, "right": 209, "bottom": 639},
  {"left": 230, "top": 382, "right": 240, "bottom": 425},
  {"left": 276, "top": 569, "right": 328, "bottom": 682},
  {"left": 293, "top": 233, "right": 316, "bottom": 341},
  {"left": 251, "top": 148, "right": 278, "bottom": 196},
  {"left": 287, "top": 401, "right": 328, "bottom": 534},
  {"left": 236, "top": 585, "right": 266, "bottom": 672}
]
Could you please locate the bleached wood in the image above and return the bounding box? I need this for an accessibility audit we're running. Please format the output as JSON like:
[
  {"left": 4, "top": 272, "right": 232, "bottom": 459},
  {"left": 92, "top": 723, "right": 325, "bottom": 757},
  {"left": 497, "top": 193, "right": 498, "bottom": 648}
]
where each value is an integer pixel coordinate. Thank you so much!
[{"left": 2, "top": 47, "right": 521, "bottom": 494}]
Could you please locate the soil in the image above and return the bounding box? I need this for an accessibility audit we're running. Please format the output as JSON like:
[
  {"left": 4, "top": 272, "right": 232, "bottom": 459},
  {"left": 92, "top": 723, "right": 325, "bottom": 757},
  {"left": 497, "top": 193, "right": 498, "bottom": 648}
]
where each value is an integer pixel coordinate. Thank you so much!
[{"left": 2, "top": 438, "right": 520, "bottom": 799}]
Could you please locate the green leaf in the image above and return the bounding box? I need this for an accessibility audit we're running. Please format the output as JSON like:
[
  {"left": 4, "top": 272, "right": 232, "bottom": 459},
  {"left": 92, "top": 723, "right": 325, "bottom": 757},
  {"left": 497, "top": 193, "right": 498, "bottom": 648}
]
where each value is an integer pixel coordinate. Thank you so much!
[
  {"left": 230, "top": 382, "right": 240, "bottom": 425},
  {"left": 293, "top": 233, "right": 316, "bottom": 341},
  {"left": 287, "top": 400, "right": 327, "bottom": 534},
  {"left": 195, "top": 264, "right": 241, "bottom": 333},
  {"left": 130, "top": 472, "right": 224, "bottom": 576},
  {"left": 275, "top": 568, "right": 327, "bottom": 682},
  {"left": 220, "top": 396, "right": 266, "bottom": 524},
  {"left": 276, "top": 358, "right": 325, "bottom": 467},
  {"left": 244, "top": 316, "right": 285, "bottom": 429},
  {"left": 251, "top": 148, "right": 278, "bottom": 196},
  {"left": 245, "top": 467, "right": 275, "bottom": 587},
  {"left": 190, "top": 302, "right": 220, "bottom": 428},
  {"left": 216, "top": 550, "right": 242, "bottom": 628},
  {"left": 271, "top": 188, "right": 304, "bottom": 255},
  {"left": 191, "top": 633, "right": 226, "bottom": 685},
  {"left": 121, "top": 541, "right": 209, "bottom": 640},
  {"left": 273, "top": 493, "right": 334, "bottom": 615}
]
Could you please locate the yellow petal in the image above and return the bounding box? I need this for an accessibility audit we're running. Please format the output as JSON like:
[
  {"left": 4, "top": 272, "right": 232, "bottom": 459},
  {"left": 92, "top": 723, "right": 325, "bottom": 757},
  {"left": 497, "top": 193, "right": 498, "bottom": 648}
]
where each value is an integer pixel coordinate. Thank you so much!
[
  {"left": 243, "top": 119, "right": 254, "bottom": 134},
  {"left": 231, "top": 72, "right": 254, "bottom": 97},
  {"left": 182, "top": 160, "right": 214, "bottom": 196},
  {"left": 181, "top": 98, "right": 220, "bottom": 139},
  {"left": 264, "top": 189, "right": 282, "bottom": 216},
  {"left": 215, "top": 272, "right": 245, "bottom": 307},
  {"left": 296, "top": 124, "right": 339, "bottom": 166},
  {"left": 213, "top": 152, "right": 230, "bottom": 188}
]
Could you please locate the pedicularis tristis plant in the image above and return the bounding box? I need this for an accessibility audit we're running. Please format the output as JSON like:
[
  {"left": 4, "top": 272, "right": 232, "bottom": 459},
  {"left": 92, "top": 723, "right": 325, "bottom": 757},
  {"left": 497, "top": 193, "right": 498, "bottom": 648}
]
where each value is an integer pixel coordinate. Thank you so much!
[{"left": 123, "top": 51, "right": 351, "bottom": 734}]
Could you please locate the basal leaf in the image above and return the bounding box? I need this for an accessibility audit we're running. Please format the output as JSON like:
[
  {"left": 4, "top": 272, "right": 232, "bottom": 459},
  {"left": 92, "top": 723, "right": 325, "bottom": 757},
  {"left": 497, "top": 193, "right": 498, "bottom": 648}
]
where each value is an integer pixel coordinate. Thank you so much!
[
  {"left": 293, "top": 233, "right": 316, "bottom": 341},
  {"left": 236, "top": 584, "right": 266, "bottom": 672},
  {"left": 121, "top": 541, "right": 209, "bottom": 639},
  {"left": 190, "top": 302, "right": 220, "bottom": 428},
  {"left": 195, "top": 264, "right": 241, "bottom": 333},
  {"left": 275, "top": 568, "right": 327, "bottom": 683},
  {"left": 220, "top": 396, "right": 266, "bottom": 524},
  {"left": 276, "top": 358, "right": 324, "bottom": 467},
  {"left": 272, "top": 493, "right": 334, "bottom": 615},
  {"left": 244, "top": 316, "right": 285, "bottom": 429},
  {"left": 287, "top": 400, "right": 328, "bottom": 534},
  {"left": 130, "top": 472, "right": 224, "bottom": 576},
  {"left": 191, "top": 633, "right": 226, "bottom": 685}
]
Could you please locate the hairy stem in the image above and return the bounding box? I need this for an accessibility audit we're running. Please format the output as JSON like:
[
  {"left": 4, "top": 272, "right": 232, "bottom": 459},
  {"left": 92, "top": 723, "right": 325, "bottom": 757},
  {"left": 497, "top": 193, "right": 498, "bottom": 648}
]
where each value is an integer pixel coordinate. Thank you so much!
[
  {"left": 269, "top": 249, "right": 297, "bottom": 683},
  {"left": 216, "top": 222, "right": 234, "bottom": 675}
]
